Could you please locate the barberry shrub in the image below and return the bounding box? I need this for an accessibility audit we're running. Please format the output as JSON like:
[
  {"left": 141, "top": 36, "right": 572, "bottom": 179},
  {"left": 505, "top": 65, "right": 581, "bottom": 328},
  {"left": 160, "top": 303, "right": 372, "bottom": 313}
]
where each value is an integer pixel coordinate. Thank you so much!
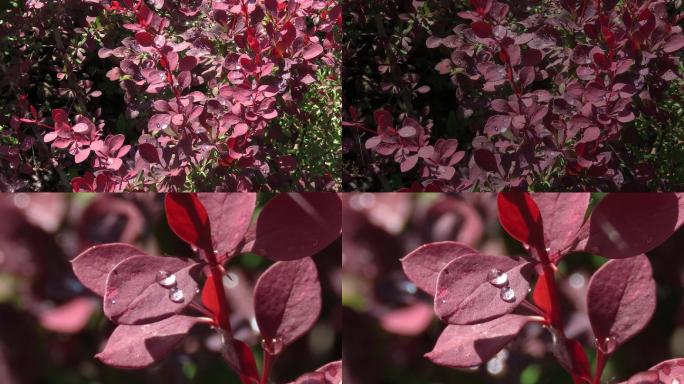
[
  {"left": 343, "top": 0, "right": 684, "bottom": 191},
  {"left": 0, "top": 0, "right": 340, "bottom": 191},
  {"left": 71, "top": 193, "right": 342, "bottom": 383},
  {"left": 398, "top": 192, "right": 684, "bottom": 383}
]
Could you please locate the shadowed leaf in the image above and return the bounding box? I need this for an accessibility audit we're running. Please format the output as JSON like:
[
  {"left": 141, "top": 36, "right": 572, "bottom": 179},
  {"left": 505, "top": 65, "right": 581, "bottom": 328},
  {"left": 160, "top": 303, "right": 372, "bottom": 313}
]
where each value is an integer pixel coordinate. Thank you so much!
[{"left": 197, "top": 193, "right": 256, "bottom": 261}]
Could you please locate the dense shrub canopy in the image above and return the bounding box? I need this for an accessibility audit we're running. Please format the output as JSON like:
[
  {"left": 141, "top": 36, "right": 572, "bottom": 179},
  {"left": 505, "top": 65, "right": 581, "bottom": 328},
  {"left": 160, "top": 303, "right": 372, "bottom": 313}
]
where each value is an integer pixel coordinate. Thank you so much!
[
  {"left": 0, "top": 0, "right": 341, "bottom": 191},
  {"left": 343, "top": 0, "right": 684, "bottom": 191}
]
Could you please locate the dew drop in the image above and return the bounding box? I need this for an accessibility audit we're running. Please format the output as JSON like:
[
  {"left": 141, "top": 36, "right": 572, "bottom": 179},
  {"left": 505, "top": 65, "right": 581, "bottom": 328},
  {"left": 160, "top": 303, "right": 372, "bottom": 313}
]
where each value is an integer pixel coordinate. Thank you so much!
[
  {"left": 545, "top": 247, "right": 551, "bottom": 252},
  {"left": 596, "top": 336, "right": 616, "bottom": 353},
  {"left": 213, "top": 250, "right": 219, "bottom": 255},
  {"left": 523, "top": 244, "right": 530, "bottom": 250},
  {"left": 261, "top": 337, "right": 284, "bottom": 355},
  {"left": 159, "top": 73, "right": 166, "bottom": 80},
  {"left": 440, "top": 299, "right": 446, "bottom": 304},
  {"left": 673, "top": 379, "right": 680, "bottom": 384},
  {"left": 157, "top": 270, "right": 177, "bottom": 288},
  {"left": 500, "top": 287, "right": 515, "bottom": 302},
  {"left": 487, "top": 268, "right": 508, "bottom": 287},
  {"left": 169, "top": 287, "right": 185, "bottom": 303},
  {"left": 111, "top": 299, "right": 116, "bottom": 304}
]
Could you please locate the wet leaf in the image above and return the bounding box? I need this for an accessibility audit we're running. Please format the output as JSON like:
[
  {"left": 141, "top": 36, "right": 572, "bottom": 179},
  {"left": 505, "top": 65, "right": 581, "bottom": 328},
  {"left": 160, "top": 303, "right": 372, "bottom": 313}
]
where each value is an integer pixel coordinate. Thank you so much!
[
  {"left": 586, "top": 254, "right": 656, "bottom": 354},
  {"left": 95, "top": 315, "right": 202, "bottom": 369},
  {"left": 401, "top": 241, "right": 478, "bottom": 296},
  {"left": 253, "top": 257, "right": 321, "bottom": 354},
  {"left": 104, "top": 255, "right": 200, "bottom": 325},
  {"left": 435, "top": 253, "right": 533, "bottom": 324}
]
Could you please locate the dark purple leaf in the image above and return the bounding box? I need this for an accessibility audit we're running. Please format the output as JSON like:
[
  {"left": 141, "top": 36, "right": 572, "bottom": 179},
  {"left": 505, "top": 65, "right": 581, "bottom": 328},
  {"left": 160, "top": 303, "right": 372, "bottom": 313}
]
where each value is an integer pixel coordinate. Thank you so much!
[
  {"left": 253, "top": 257, "right": 321, "bottom": 354},
  {"left": 577, "top": 193, "right": 684, "bottom": 258},
  {"left": 95, "top": 315, "right": 203, "bottom": 369},
  {"left": 471, "top": 21, "right": 493, "bottom": 38},
  {"left": 435, "top": 253, "right": 532, "bottom": 324},
  {"left": 71, "top": 243, "right": 147, "bottom": 296},
  {"left": 104, "top": 255, "right": 200, "bottom": 325},
  {"left": 425, "top": 314, "right": 532, "bottom": 368},
  {"left": 251, "top": 193, "right": 341, "bottom": 261},
  {"left": 401, "top": 241, "right": 478, "bottom": 296},
  {"left": 586, "top": 254, "right": 656, "bottom": 354}
]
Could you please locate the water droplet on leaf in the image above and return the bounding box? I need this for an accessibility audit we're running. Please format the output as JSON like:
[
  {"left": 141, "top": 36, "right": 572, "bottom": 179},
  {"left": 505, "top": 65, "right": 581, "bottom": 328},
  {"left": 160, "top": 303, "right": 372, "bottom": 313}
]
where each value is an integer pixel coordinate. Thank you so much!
[
  {"left": 157, "top": 270, "right": 177, "bottom": 288},
  {"left": 261, "top": 337, "right": 284, "bottom": 355},
  {"left": 500, "top": 287, "right": 515, "bottom": 302},
  {"left": 169, "top": 287, "right": 185, "bottom": 303},
  {"left": 487, "top": 268, "right": 508, "bottom": 287}
]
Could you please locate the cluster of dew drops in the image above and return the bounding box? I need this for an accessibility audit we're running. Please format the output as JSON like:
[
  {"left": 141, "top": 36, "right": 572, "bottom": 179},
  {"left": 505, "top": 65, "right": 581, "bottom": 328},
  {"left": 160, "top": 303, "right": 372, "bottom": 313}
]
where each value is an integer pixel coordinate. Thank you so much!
[
  {"left": 156, "top": 270, "right": 186, "bottom": 303},
  {"left": 486, "top": 268, "right": 516, "bottom": 303}
]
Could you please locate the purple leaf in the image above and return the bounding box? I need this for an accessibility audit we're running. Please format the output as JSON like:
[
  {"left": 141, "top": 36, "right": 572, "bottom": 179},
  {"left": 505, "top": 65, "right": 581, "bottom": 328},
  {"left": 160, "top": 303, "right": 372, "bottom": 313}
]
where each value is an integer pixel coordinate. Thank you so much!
[
  {"left": 303, "top": 43, "right": 324, "bottom": 60},
  {"left": 96, "top": 315, "right": 203, "bottom": 369},
  {"left": 586, "top": 254, "right": 656, "bottom": 354},
  {"left": 425, "top": 314, "right": 532, "bottom": 368},
  {"left": 621, "top": 359, "right": 684, "bottom": 384},
  {"left": 577, "top": 193, "right": 684, "bottom": 258},
  {"left": 663, "top": 34, "right": 684, "bottom": 53},
  {"left": 401, "top": 241, "right": 478, "bottom": 296},
  {"left": 435, "top": 253, "right": 533, "bottom": 324},
  {"left": 290, "top": 361, "right": 342, "bottom": 384},
  {"left": 530, "top": 193, "right": 589, "bottom": 260},
  {"left": 71, "top": 243, "right": 147, "bottom": 296},
  {"left": 104, "top": 255, "right": 200, "bottom": 325},
  {"left": 197, "top": 193, "right": 256, "bottom": 262},
  {"left": 251, "top": 193, "right": 341, "bottom": 261},
  {"left": 253, "top": 257, "right": 321, "bottom": 354}
]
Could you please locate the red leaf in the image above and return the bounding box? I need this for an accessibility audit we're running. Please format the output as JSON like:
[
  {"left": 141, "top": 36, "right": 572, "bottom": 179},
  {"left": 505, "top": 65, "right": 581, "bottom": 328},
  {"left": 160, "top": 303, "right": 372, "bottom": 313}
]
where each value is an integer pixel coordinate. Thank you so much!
[
  {"left": 253, "top": 257, "right": 321, "bottom": 355},
  {"left": 532, "top": 269, "right": 561, "bottom": 326},
  {"left": 586, "top": 255, "right": 656, "bottom": 354},
  {"left": 103, "top": 255, "right": 200, "bottom": 325},
  {"left": 96, "top": 315, "right": 202, "bottom": 369},
  {"left": 71, "top": 243, "right": 148, "bottom": 296},
  {"left": 227, "top": 339, "right": 260, "bottom": 384},
  {"left": 165, "top": 194, "right": 213, "bottom": 252},
  {"left": 425, "top": 314, "right": 532, "bottom": 368},
  {"left": 201, "top": 273, "right": 221, "bottom": 320},
  {"left": 471, "top": 21, "right": 493, "bottom": 38},
  {"left": 135, "top": 31, "right": 154, "bottom": 47},
  {"left": 497, "top": 192, "right": 545, "bottom": 251},
  {"left": 435, "top": 253, "right": 532, "bottom": 325},
  {"left": 401, "top": 241, "right": 478, "bottom": 296},
  {"left": 250, "top": 193, "right": 341, "bottom": 261}
]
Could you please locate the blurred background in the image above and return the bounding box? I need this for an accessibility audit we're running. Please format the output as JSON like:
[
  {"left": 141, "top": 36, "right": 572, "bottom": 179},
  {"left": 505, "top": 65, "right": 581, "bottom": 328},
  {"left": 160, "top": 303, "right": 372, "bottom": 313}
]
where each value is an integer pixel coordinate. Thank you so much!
[
  {"left": 0, "top": 193, "right": 341, "bottom": 384},
  {"left": 342, "top": 193, "right": 684, "bottom": 384}
]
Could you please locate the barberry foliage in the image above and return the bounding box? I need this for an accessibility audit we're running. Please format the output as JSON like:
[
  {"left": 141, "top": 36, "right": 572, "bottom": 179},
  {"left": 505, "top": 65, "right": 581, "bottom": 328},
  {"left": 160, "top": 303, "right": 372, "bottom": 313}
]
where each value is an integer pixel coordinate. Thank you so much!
[
  {"left": 343, "top": 0, "right": 684, "bottom": 191},
  {"left": 71, "top": 193, "right": 342, "bottom": 383},
  {"left": 342, "top": 192, "right": 684, "bottom": 383},
  {"left": 0, "top": 0, "right": 341, "bottom": 191}
]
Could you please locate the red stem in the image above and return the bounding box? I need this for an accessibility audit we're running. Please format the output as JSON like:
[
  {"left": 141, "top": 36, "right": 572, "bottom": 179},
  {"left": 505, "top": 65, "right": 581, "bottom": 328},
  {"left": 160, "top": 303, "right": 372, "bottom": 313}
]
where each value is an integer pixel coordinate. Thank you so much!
[
  {"left": 259, "top": 352, "right": 274, "bottom": 384},
  {"left": 593, "top": 349, "right": 608, "bottom": 384}
]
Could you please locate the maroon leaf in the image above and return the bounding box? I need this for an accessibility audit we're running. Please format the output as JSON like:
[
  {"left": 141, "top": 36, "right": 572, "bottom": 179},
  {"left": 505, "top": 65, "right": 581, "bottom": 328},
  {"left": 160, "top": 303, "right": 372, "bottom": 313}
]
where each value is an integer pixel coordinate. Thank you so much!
[
  {"left": 435, "top": 253, "right": 533, "bottom": 324},
  {"left": 253, "top": 257, "right": 321, "bottom": 354},
  {"left": 135, "top": 31, "right": 154, "bottom": 47},
  {"left": 497, "top": 192, "right": 545, "bottom": 250},
  {"left": 663, "top": 34, "right": 684, "bottom": 53},
  {"left": 586, "top": 254, "right": 656, "bottom": 354},
  {"left": 622, "top": 359, "right": 684, "bottom": 384},
  {"left": 197, "top": 193, "right": 256, "bottom": 261},
  {"left": 471, "top": 21, "right": 493, "bottom": 38},
  {"left": 251, "top": 193, "right": 341, "bottom": 261},
  {"left": 71, "top": 243, "right": 148, "bottom": 296},
  {"left": 104, "top": 255, "right": 200, "bottom": 325},
  {"left": 96, "top": 315, "right": 203, "bottom": 369},
  {"left": 401, "top": 241, "right": 478, "bottom": 296},
  {"left": 165, "top": 194, "right": 214, "bottom": 252},
  {"left": 425, "top": 314, "right": 532, "bottom": 368},
  {"left": 577, "top": 193, "right": 684, "bottom": 258},
  {"left": 530, "top": 193, "right": 589, "bottom": 259}
]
